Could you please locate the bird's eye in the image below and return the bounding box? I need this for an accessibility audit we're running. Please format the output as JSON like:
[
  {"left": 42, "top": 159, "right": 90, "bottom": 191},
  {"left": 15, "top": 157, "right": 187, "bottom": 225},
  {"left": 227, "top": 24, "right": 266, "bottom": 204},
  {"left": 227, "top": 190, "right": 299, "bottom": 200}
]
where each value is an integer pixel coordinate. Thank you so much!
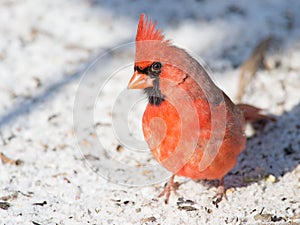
[{"left": 151, "top": 62, "right": 162, "bottom": 72}]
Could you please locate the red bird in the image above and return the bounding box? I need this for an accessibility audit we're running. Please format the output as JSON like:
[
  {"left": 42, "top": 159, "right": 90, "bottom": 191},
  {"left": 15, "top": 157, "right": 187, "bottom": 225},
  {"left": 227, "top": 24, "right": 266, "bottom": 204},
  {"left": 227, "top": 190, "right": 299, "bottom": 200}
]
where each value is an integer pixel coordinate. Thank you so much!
[{"left": 128, "top": 14, "right": 267, "bottom": 204}]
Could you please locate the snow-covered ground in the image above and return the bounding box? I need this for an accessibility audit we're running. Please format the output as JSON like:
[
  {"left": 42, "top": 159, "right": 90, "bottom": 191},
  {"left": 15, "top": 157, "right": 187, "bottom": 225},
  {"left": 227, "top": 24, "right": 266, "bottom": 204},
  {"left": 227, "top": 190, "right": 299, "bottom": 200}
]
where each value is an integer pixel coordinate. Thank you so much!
[{"left": 0, "top": 0, "right": 300, "bottom": 224}]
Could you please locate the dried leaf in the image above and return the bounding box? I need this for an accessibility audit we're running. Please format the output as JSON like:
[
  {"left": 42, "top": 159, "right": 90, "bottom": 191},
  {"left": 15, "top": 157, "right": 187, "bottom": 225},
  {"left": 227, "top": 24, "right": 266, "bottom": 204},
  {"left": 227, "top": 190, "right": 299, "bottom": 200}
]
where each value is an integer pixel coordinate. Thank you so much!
[
  {"left": 236, "top": 36, "right": 273, "bottom": 102},
  {"left": 0, "top": 152, "right": 23, "bottom": 165},
  {"left": 141, "top": 216, "right": 157, "bottom": 223},
  {"left": 178, "top": 206, "right": 198, "bottom": 211},
  {"left": 0, "top": 202, "right": 11, "bottom": 210}
]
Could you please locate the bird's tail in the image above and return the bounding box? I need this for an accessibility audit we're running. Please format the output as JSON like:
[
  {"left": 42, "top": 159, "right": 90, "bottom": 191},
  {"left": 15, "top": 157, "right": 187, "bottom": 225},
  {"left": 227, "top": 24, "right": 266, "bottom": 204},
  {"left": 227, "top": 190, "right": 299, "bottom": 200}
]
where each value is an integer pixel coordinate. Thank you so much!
[{"left": 237, "top": 104, "right": 275, "bottom": 123}]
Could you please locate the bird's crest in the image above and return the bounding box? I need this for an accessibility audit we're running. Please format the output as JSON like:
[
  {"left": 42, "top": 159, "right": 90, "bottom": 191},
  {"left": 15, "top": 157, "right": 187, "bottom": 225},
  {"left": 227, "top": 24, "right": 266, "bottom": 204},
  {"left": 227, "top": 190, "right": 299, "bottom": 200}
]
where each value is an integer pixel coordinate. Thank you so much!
[
  {"left": 136, "top": 14, "right": 166, "bottom": 42},
  {"left": 135, "top": 14, "right": 171, "bottom": 67}
]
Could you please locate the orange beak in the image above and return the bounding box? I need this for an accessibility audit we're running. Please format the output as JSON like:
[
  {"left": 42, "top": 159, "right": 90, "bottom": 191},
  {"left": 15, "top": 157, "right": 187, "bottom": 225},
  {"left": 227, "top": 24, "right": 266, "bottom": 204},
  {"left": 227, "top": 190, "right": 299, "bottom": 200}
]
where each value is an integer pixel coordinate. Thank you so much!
[{"left": 127, "top": 71, "right": 154, "bottom": 89}]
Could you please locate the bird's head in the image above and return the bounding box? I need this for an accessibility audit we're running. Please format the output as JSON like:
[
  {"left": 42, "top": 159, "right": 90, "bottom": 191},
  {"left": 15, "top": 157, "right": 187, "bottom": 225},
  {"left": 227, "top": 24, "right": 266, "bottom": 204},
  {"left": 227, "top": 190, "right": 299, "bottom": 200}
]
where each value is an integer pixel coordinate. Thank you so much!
[{"left": 128, "top": 14, "right": 190, "bottom": 106}]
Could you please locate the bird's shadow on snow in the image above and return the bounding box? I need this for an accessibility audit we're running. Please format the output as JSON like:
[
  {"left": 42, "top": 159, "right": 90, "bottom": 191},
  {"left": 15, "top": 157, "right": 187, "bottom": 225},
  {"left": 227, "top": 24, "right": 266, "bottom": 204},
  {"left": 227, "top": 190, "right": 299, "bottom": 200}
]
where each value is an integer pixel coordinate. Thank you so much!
[{"left": 222, "top": 102, "right": 300, "bottom": 189}]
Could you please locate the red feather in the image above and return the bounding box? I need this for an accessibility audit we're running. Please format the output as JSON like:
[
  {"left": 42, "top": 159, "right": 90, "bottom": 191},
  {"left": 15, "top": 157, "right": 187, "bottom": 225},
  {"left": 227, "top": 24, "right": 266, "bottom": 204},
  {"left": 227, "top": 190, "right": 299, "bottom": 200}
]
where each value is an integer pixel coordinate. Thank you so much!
[{"left": 136, "top": 14, "right": 165, "bottom": 42}]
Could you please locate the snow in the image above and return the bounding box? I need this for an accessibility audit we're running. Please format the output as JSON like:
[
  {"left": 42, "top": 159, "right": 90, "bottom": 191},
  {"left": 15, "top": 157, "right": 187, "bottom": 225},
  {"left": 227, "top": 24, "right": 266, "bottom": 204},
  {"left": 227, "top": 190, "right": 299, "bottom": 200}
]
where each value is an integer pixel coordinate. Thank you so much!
[{"left": 0, "top": 0, "right": 300, "bottom": 224}]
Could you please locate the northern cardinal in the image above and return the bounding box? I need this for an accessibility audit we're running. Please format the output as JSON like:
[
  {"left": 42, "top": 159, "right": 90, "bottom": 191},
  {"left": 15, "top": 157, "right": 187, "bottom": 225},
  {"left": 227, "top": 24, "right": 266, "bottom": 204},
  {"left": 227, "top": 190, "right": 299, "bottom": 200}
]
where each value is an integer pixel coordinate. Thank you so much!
[{"left": 128, "top": 14, "right": 267, "bottom": 204}]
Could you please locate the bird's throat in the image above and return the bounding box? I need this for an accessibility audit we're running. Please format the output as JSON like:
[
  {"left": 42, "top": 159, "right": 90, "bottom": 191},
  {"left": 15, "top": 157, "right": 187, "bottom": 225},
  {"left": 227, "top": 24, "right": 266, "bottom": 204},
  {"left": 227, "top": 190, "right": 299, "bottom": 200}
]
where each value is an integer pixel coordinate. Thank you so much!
[{"left": 144, "top": 78, "right": 165, "bottom": 106}]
